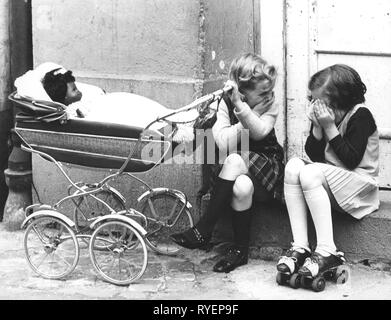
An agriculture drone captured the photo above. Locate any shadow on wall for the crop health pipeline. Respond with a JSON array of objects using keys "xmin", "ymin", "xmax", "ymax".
[{"xmin": 0, "ymin": 110, "xmax": 13, "ymax": 221}]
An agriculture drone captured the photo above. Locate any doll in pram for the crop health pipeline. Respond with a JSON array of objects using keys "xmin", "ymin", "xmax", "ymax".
[{"xmin": 11, "ymin": 63, "xmax": 231, "ymax": 285}]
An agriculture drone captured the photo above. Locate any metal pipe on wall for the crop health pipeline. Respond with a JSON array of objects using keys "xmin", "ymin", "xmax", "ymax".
[{"xmin": 2, "ymin": 0, "xmax": 33, "ymax": 229}]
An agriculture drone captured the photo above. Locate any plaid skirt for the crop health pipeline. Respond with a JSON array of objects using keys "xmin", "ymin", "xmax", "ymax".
[{"xmin": 205, "ymin": 151, "xmax": 285, "ymax": 203}]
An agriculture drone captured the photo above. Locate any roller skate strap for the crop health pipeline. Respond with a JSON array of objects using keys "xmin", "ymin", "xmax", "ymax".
[
  {"xmin": 302, "ymin": 258, "xmax": 319, "ymax": 278},
  {"xmin": 335, "ymin": 251, "xmax": 346, "ymax": 263},
  {"xmin": 277, "ymin": 256, "xmax": 296, "ymax": 274},
  {"xmin": 303, "ymin": 251, "xmax": 346, "ymax": 278}
]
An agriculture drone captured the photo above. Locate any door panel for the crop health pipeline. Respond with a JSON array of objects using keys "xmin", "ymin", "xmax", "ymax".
[
  {"xmin": 286, "ymin": 0, "xmax": 391, "ymax": 187},
  {"xmin": 316, "ymin": 0, "xmax": 391, "ymax": 53}
]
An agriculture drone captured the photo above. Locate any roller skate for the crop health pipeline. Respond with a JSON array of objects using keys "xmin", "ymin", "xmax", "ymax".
[
  {"xmin": 298, "ymin": 251, "xmax": 350, "ymax": 292},
  {"xmin": 276, "ymin": 247, "xmax": 311, "ymax": 289}
]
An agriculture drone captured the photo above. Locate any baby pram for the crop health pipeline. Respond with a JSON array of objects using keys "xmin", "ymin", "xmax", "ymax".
[{"xmin": 10, "ymin": 86, "xmax": 230, "ymax": 285}]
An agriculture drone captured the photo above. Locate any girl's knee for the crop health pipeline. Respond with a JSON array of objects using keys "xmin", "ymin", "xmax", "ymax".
[
  {"xmin": 284, "ymin": 158, "xmax": 305, "ymax": 184},
  {"xmin": 299, "ymin": 164, "xmax": 324, "ymax": 190},
  {"xmin": 232, "ymin": 175, "xmax": 254, "ymax": 201},
  {"xmin": 220, "ymin": 153, "xmax": 248, "ymax": 179},
  {"xmin": 223, "ymin": 153, "xmax": 246, "ymax": 168}
]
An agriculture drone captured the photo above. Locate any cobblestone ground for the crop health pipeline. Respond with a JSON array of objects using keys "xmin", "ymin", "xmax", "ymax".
[{"xmin": 0, "ymin": 223, "xmax": 391, "ymax": 300}]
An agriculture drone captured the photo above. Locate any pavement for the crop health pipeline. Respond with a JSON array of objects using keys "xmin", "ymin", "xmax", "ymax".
[{"xmin": 1, "ymin": 222, "xmax": 391, "ymax": 301}]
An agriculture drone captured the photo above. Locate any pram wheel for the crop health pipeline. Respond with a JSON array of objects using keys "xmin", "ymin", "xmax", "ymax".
[
  {"xmin": 73, "ymin": 189, "xmax": 125, "ymax": 233},
  {"xmin": 139, "ymin": 191, "xmax": 194, "ymax": 255},
  {"xmin": 24, "ymin": 216, "xmax": 79, "ymax": 279},
  {"xmin": 89, "ymin": 221, "xmax": 148, "ymax": 286}
]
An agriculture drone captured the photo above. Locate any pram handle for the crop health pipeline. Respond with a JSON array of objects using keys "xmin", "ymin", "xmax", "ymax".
[
  {"xmin": 157, "ymin": 84, "xmax": 232, "ymax": 123},
  {"xmin": 167, "ymin": 84, "xmax": 232, "ymax": 115},
  {"xmin": 143, "ymin": 84, "xmax": 233, "ymax": 132},
  {"xmin": 116, "ymin": 85, "xmax": 232, "ymax": 175}
]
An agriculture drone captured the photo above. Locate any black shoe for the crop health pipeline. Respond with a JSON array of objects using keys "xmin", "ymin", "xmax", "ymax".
[
  {"xmin": 298, "ymin": 251, "xmax": 345, "ymax": 277},
  {"xmin": 213, "ymin": 247, "xmax": 248, "ymax": 273},
  {"xmin": 169, "ymin": 227, "xmax": 209, "ymax": 249},
  {"xmin": 276, "ymin": 247, "xmax": 311, "ymax": 274}
]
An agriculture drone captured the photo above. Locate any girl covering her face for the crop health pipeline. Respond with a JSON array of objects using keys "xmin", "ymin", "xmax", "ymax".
[{"xmin": 277, "ymin": 64, "xmax": 379, "ymax": 284}]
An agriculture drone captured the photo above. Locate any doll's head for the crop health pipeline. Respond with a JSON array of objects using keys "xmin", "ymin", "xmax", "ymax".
[
  {"xmin": 42, "ymin": 68, "xmax": 82, "ymax": 105},
  {"xmin": 228, "ymin": 53, "xmax": 276, "ymax": 108},
  {"xmin": 308, "ymin": 64, "xmax": 366, "ymax": 111}
]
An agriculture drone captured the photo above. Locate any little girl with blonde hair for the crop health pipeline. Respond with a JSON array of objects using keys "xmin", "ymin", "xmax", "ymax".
[{"xmin": 171, "ymin": 53, "xmax": 285, "ymax": 273}]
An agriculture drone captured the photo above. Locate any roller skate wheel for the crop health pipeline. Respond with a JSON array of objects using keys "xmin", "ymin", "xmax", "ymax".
[
  {"xmin": 300, "ymin": 276, "xmax": 312, "ymax": 289},
  {"xmin": 336, "ymin": 265, "xmax": 350, "ymax": 284},
  {"xmin": 323, "ymin": 270, "xmax": 335, "ymax": 281},
  {"xmin": 311, "ymin": 277, "xmax": 326, "ymax": 292},
  {"xmin": 276, "ymin": 272, "xmax": 285, "ymax": 285},
  {"xmin": 288, "ymin": 273, "xmax": 301, "ymax": 289}
]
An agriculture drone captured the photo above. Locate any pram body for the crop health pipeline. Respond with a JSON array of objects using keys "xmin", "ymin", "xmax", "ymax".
[{"xmin": 10, "ymin": 92, "xmax": 176, "ymax": 173}]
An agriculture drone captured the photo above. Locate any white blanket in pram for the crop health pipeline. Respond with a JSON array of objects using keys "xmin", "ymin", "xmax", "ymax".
[{"xmin": 15, "ymin": 63, "xmax": 196, "ymax": 142}]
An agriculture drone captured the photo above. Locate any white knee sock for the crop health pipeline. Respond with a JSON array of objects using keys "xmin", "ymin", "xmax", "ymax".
[
  {"xmin": 284, "ymin": 183, "xmax": 310, "ymax": 252},
  {"xmin": 303, "ymin": 185, "xmax": 337, "ymax": 256}
]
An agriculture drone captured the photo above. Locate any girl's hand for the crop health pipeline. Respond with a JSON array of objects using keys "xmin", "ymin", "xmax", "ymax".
[
  {"xmin": 313, "ymin": 99, "xmax": 335, "ymax": 129},
  {"xmin": 306, "ymin": 100, "xmax": 321, "ymax": 127},
  {"xmin": 252, "ymin": 92, "xmax": 274, "ymax": 116},
  {"xmin": 224, "ymin": 80, "xmax": 244, "ymax": 107}
]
